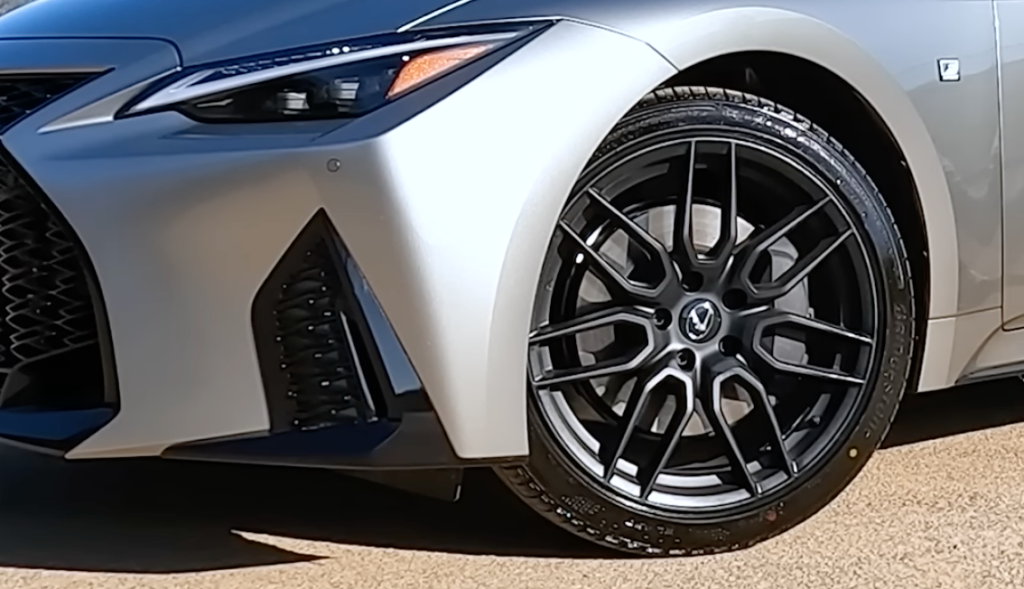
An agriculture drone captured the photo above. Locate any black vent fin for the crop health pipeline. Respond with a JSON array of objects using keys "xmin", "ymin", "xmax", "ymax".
[{"xmin": 0, "ymin": 74, "xmax": 98, "ymax": 133}]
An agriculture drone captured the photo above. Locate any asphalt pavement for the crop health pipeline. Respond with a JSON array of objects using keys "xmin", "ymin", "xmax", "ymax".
[{"xmin": 0, "ymin": 381, "xmax": 1019, "ymax": 588}]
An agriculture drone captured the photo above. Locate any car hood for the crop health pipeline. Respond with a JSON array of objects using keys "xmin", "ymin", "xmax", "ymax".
[{"xmin": 0, "ymin": 0, "xmax": 462, "ymax": 65}]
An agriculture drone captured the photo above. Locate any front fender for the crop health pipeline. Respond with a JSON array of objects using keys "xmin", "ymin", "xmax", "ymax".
[
  {"xmin": 315, "ymin": 20, "xmax": 677, "ymax": 459},
  {"xmin": 432, "ymin": 4, "xmax": 968, "ymax": 396}
]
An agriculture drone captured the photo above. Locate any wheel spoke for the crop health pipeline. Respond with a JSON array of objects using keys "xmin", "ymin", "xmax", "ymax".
[
  {"xmin": 673, "ymin": 141, "xmax": 702, "ymax": 269},
  {"xmin": 730, "ymin": 359, "xmax": 797, "ymax": 476},
  {"xmin": 752, "ymin": 310, "xmax": 874, "ymax": 346},
  {"xmin": 529, "ymin": 306, "xmax": 653, "ymax": 345},
  {"xmin": 585, "ymin": 188, "xmax": 675, "ymax": 286},
  {"xmin": 736, "ymin": 198, "xmax": 832, "ymax": 295},
  {"xmin": 534, "ymin": 357, "xmax": 650, "ymax": 388},
  {"xmin": 599, "ymin": 368, "xmax": 661, "ymax": 481},
  {"xmin": 636, "ymin": 366, "xmax": 695, "ymax": 498},
  {"xmin": 747, "ymin": 229, "xmax": 853, "ymax": 301},
  {"xmin": 530, "ymin": 306, "xmax": 656, "ymax": 388},
  {"xmin": 707, "ymin": 361, "xmax": 760, "ymax": 496},
  {"xmin": 703, "ymin": 142, "xmax": 739, "ymax": 267},
  {"xmin": 764, "ymin": 358, "xmax": 864, "ymax": 384},
  {"xmin": 671, "ymin": 141, "xmax": 741, "ymax": 275},
  {"xmin": 750, "ymin": 339, "xmax": 866, "ymax": 385},
  {"xmin": 557, "ymin": 221, "xmax": 664, "ymax": 301},
  {"xmin": 738, "ymin": 199, "xmax": 829, "ymax": 262}
]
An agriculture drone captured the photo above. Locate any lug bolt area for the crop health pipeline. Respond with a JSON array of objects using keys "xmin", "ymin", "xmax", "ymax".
[
  {"xmin": 678, "ymin": 348, "xmax": 697, "ymax": 370},
  {"xmin": 719, "ymin": 335, "xmax": 742, "ymax": 356},
  {"xmin": 653, "ymin": 308, "xmax": 672, "ymax": 330},
  {"xmin": 722, "ymin": 289, "xmax": 748, "ymax": 310},
  {"xmin": 681, "ymin": 272, "xmax": 704, "ymax": 292}
]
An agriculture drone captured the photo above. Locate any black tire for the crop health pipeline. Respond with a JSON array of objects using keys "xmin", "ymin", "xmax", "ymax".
[{"xmin": 495, "ymin": 86, "xmax": 917, "ymax": 556}]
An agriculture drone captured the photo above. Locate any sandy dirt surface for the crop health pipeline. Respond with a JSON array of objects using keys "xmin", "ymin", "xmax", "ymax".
[{"xmin": 0, "ymin": 383, "xmax": 1017, "ymax": 589}]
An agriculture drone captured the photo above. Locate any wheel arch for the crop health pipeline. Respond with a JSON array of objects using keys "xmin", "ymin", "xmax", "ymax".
[
  {"xmin": 657, "ymin": 52, "xmax": 929, "ymax": 322},
  {"xmin": 484, "ymin": 14, "xmax": 955, "ymax": 460},
  {"xmin": 633, "ymin": 7, "xmax": 958, "ymax": 391},
  {"xmin": 642, "ymin": 7, "xmax": 954, "ymax": 317}
]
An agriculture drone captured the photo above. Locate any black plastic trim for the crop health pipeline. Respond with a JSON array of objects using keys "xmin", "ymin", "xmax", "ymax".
[
  {"xmin": 163, "ymin": 410, "xmax": 525, "ymax": 470},
  {"xmin": 956, "ymin": 361, "xmax": 1024, "ymax": 387},
  {"xmin": 163, "ymin": 209, "xmax": 529, "ymax": 474},
  {"xmin": 250, "ymin": 209, "xmax": 414, "ymax": 431},
  {"xmin": 0, "ymin": 72, "xmax": 105, "ymax": 135}
]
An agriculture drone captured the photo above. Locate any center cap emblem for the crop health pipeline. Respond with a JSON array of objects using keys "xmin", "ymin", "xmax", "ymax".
[{"xmin": 681, "ymin": 299, "xmax": 721, "ymax": 343}]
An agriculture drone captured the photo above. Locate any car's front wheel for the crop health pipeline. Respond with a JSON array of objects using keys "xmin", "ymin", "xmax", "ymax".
[{"xmin": 496, "ymin": 86, "xmax": 917, "ymax": 556}]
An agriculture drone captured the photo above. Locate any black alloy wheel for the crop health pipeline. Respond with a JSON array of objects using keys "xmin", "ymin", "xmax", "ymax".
[{"xmin": 497, "ymin": 87, "xmax": 917, "ymax": 556}]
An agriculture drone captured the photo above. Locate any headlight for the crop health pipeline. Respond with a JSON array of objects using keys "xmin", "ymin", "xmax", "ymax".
[{"xmin": 124, "ymin": 23, "xmax": 549, "ymax": 123}]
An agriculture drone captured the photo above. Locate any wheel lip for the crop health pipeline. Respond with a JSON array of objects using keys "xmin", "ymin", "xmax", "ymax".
[{"xmin": 528, "ymin": 120, "xmax": 889, "ymax": 524}]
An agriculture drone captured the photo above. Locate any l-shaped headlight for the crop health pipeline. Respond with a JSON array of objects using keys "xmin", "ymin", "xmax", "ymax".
[{"xmin": 124, "ymin": 22, "xmax": 549, "ymax": 123}]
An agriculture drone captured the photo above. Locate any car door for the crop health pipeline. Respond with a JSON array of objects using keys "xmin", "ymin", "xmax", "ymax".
[{"xmin": 997, "ymin": 0, "xmax": 1024, "ymax": 327}]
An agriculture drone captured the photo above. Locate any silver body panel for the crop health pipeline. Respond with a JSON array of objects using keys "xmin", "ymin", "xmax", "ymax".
[
  {"xmin": 0, "ymin": 0, "xmax": 1017, "ymax": 460},
  {"xmin": 998, "ymin": 1, "xmax": 1024, "ymax": 326}
]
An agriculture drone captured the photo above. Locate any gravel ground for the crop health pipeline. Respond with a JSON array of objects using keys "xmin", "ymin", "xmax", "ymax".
[{"xmin": 0, "ymin": 382, "xmax": 1017, "ymax": 589}]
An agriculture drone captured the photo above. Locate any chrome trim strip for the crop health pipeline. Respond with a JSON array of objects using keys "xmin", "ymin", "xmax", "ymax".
[
  {"xmin": 39, "ymin": 70, "xmax": 179, "ymax": 133},
  {"xmin": 397, "ymin": 0, "xmax": 480, "ymax": 33}
]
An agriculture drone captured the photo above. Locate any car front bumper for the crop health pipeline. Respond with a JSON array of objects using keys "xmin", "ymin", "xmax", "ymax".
[{"xmin": 0, "ymin": 20, "xmax": 676, "ymax": 463}]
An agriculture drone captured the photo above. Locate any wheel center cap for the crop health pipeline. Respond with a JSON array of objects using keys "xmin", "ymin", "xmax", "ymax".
[{"xmin": 680, "ymin": 299, "xmax": 722, "ymax": 343}]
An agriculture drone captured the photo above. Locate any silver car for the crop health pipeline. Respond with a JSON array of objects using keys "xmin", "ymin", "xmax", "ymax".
[{"xmin": 0, "ymin": 0, "xmax": 1013, "ymax": 556}]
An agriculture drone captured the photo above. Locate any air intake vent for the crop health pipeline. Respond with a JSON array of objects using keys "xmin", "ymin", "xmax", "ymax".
[
  {"xmin": 252, "ymin": 213, "xmax": 383, "ymax": 432},
  {"xmin": 0, "ymin": 146, "xmax": 113, "ymax": 446},
  {"xmin": 0, "ymin": 74, "xmax": 97, "ymax": 133},
  {"xmin": 274, "ymin": 238, "xmax": 371, "ymax": 430}
]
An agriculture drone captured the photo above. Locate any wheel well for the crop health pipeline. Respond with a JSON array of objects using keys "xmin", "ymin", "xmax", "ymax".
[{"xmin": 661, "ymin": 51, "xmax": 930, "ymax": 363}]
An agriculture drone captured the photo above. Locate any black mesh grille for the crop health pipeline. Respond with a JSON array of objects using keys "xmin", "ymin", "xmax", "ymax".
[
  {"xmin": 0, "ymin": 156, "xmax": 99, "ymax": 368},
  {"xmin": 0, "ymin": 74, "xmax": 96, "ymax": 132},
  {"xmin": 272, "ymin": 238, "xmax": 371, "ymax": 431}
]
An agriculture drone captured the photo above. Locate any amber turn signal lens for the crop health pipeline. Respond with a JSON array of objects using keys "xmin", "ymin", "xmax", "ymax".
[{"xmin": 386, "ymin": 43, "xmax": 493, "ymax": 99}]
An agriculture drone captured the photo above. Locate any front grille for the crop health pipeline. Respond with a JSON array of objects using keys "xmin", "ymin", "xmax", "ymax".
[
  {"xmin": 0, "ymin": 74, "xmax": 97, "ymax": 133},
  {"xmin": 0, "ymin": 147, "xmax": 109, "ymax": 419},
  {"xmin": 0, "ymin": 149, "xmax": 104, "ymax": 402},
  {"xmin": 270, "ymin": 237, "xmax": 372, "ymax": 431}
]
